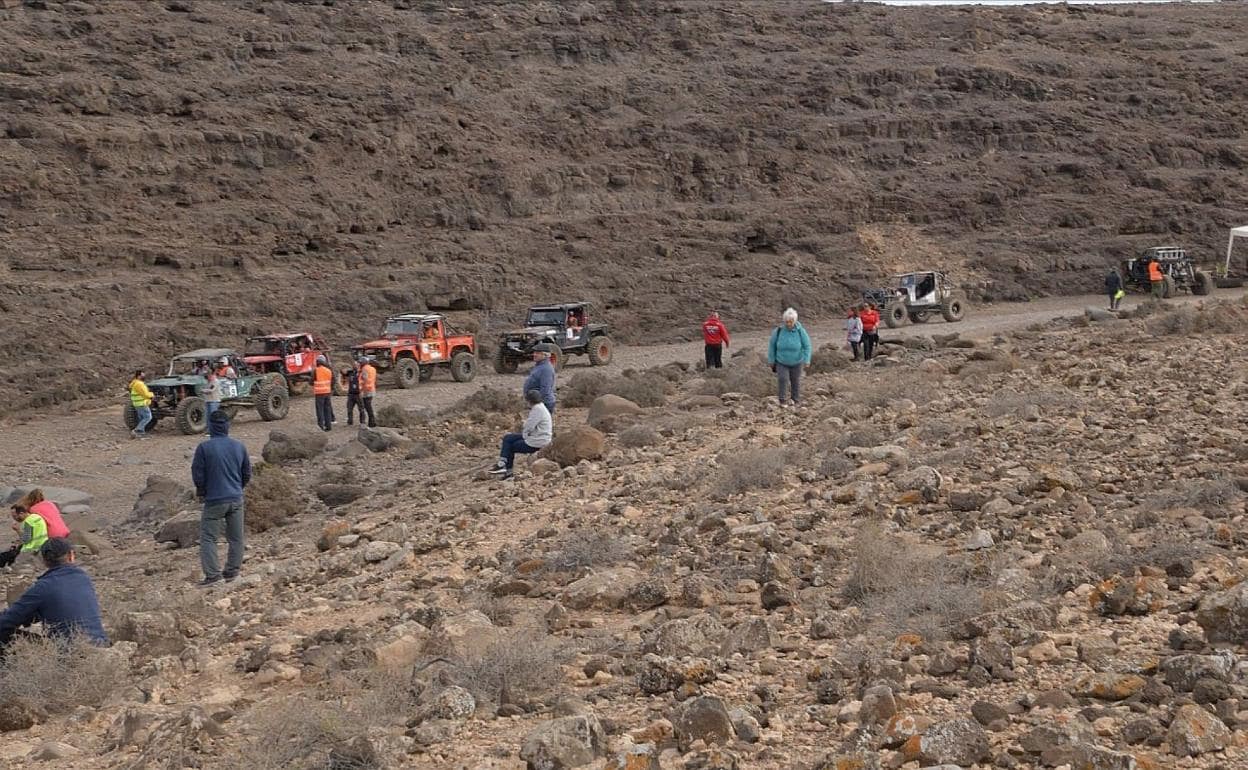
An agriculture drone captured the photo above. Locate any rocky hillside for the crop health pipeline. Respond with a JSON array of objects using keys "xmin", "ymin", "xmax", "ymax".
[
  {"xmin": 0, "ymin": 0, "xmax": 1246, "ymax": 416},
  {"xmin": 1, "ymin": 296, "xmax": 1246, "ymax": 768}
]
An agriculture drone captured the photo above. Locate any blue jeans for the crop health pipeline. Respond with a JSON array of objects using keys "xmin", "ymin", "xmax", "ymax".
[
  {"xmin": 776, "ymin": 363, "xmax": 802, "ymax": 405},
  {"xmin": 499, "ymin": 433, "xmax": 539, "ymax": 469},
  {"xmin": 201, "ymin": 499, "xmax": 245, "ymax": 580},
  {"xmin": 205, "ymin": 401, "xmax": 220, "ymax": 417},
  {"xmin": 133, "ymin": 405, "xmax": 153, "ymax": 434}
]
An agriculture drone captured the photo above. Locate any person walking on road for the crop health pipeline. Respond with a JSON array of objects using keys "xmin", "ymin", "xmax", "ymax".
[
  {"xmin": 488, "ymin": 389, "xmax": 553, "ymax": 480},
  {"xmin": 846, "ymin": 308, "xmax": 863, "ymax": 361},
  {"xmin": 768, "ymin": 308, "xmax": 812, "ymax": 408},
  {"xmin": 701, "ymin": 310, "xmax": 731, "ymax": 369},
  {"xmin": 313, "ymin": 355, "xmax": 335, "ymax": 432},
  {"xmin": 191, "ymin": 410, "xmax": 251, "ymax": 586},
  {"xmin": 860, "ymin": 303, "xmax": 880, "ymax": 361},
  {"xmin": 0, "ymin": 539, "xmax": 108, "ymax": 650},
  {"xmin": 128, "ymin": 370, "xmax": 154, "ymax": 439},
  {"xmin": 1105, "ymin": 268, "xmax": 1124, "ymax": 310},
  {"xmin": 523, "ymin": 345, "xmax": 557, "ymax": 416},
  {"xmin": 1148, "ymin": 258, "xmax": 1165, "ymax": 300},
  {"xmin": 357, "ymin": 356, "xmax": 377, "ymax": 428}
]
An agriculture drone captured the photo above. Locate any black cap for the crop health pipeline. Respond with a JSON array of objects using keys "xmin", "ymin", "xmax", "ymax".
[{"xmin": 40, "ymin": 537, "xmax": 74, "ymax": 563}]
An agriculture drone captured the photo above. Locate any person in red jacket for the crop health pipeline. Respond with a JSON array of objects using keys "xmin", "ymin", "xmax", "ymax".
[
  {"xmin": 701, "ymin": 311, "xmax": 731, "ymax": 369},
  {"xmin": 859, "ymin": 303, "xmax": 880, "ymax": 361}
]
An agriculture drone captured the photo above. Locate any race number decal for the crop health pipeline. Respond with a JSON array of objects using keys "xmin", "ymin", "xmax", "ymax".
[{"xmin": 221, "ymin": 381, "xmax": 238, "ymax": 398}]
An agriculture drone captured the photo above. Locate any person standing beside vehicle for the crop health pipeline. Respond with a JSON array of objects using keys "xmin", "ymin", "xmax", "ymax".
[
  {"xmin": 313, "ymin": 355, "xmax": 335, "ymax": 432},
  {"xmin": 768, "ymin": 308, "xmax": 812, "ymax": 407},
  {"xmin": 342, "ymin": 364, "xmax": 363, "ymax": 426},
  {"xmin": 358, "ymin": 356, "xmax": 378, "ymax": 428},
  {"xmin": 701, "ymin": 310, "xmax": 730, "ymax": 369},
  {"xmin": 860, "ymin": 303, "xmax": 880, "ymax": 361},
  {"xmin": 202, "ymin": 370, "xmax": 221, "ymax": 418},
  {"xmin": 191, "ymin": 411, "xmax": 251, "ymax": 586},
  {"xmin": 523, "ymin": 346, "xmax": 557, "ymax": 415},
  {"xmin": 1105, "ymin": 268, "xmax": 1124, "ymax": 311},
  {"xmin": 1148, "ymin": 258, "xmax": 1165, "ymax": 299},
  {"xmin": 128, "ymin": 370, "xmax": 154, "ymax": 439},
  {"xmin": 846, "ymin": 308, "xmax": 863, "ymax": 361}
]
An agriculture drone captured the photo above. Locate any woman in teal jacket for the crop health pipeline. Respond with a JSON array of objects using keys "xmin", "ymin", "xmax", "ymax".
[{"xmin": 767, "ymin": 307, "xmax": 812, "ymax": 406}]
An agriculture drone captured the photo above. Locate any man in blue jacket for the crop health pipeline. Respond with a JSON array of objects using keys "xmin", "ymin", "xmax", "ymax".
[
  {"xmin": 191, "ymin": 410, "xmax": 251, "ymax": 586},
  {"xmin": 0, "ymin": 538, "xmax": 108, "ymax": 649},
  {"xmin": 767, "ymin": 307, "xmax": 813, "ymax": 407},
  {"xmin": 523, "ymin": 344, "xmax": 557, "ymax": 415}
]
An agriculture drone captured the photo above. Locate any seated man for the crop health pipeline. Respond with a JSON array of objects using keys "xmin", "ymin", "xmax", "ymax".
[
  {"xmin": 0, "ymin": 538, "xmax": 108, "ymax": 649},
  {"xmin": 423, "ymin": 323, "xmax": 441, "ymax": 340}
]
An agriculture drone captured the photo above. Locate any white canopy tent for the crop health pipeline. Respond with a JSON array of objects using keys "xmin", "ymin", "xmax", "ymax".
[{"xmin": 1227, "ymin": 225, "xmax": 1248, "ymax": 275}]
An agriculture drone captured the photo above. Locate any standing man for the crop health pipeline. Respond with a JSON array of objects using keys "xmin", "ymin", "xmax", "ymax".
[
  {"xmin": 860, "ymin": 303, "xmax": 880, "ymax": 361},
  {"xmin": 1147, "ymin": 258, "xmax": 1165, "ymax": 299},
  {"xmin": 313, "ymin": 355, "xmax": 335, "ymax": 432},
  {"xmin": 523, "ymin": 345, "xmax": 557, "ymax": 416},
  {"xmin": 191, "ymin": 411, "xmax": 251, "ymax": 586},
  {"xmin": 342, "ymin": 364, "xmax": 363, "ymax": 426},
  {"xmin": 0, "ymin": 539, "xmax": 108, "ymax": 650},
  {"xmin": 202, "ymin": 370, "xmax": 221, "ymax": 418},
  {"xmin": 357, "ymin": 355, "xmax": 378, "ymax": 428},
  {"xmin": 1105, "ymin": 268, "xmax": 1124, "ymax": 311},
  {"xmin": 128, "ymin": 369, "xmax": 154, "ymax": 439},
  {"xmin": 701, "ymin": 310, "xmax": 731, "ymax": 369}
]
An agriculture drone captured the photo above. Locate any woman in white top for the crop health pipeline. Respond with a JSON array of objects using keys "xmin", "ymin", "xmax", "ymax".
[{"xmin": 489, "ymin": 389, "xmax": 552, "ymax": 479}]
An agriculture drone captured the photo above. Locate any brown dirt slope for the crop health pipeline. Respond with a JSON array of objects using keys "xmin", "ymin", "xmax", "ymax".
[{"xmin": 1, "ymin": 0, "xmax": 1246, "ymax": 416}]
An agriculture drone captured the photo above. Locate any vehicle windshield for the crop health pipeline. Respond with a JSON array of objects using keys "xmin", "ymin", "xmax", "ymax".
[
  {"xmin": 168, "ymin": 357, "xmax": 215, "ymax": 377},
  {"xmin": 244, "ymin": 338, "xmax": 283, "ymax": 356},
  {"xmin": 526, "ymin": 309, "xmax": 567, "ymax": 327},
  {"xmin": 383, "ymin": 319, "xmax": 425, "ymax": 336}
]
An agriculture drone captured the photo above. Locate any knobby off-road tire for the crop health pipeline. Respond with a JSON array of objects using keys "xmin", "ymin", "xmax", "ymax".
[
  {"xmin": 941, "ymin": 295, "xmax": 966, "ymax": 323},
  {"xmin": 1193, "ymin": 271, "xmax": 1213, "ymax": 296},
  {"xmin": 287, "ymin": 379, "xmax": 309, "ymax": 397},
  {"xmin": 1162, "ymin": 275, "xmax": 1176, "ymax": 299},
  {"xmin": 175, "ymin": 397, "xmax": 208, "ymax": 435},
  {"xmin": 587, "ymin": 335, "xmax": 613, "ymax": 366},
  {"xmin": 908, "ymin": 311, "xmax": 930, "ymax": 324},
  {"xmin": 331, "ymin": 374, "xmax": 346, "ymax": 396},
  {"xmin": 261, "ymin": 372, "xmax": 286, "ymax": 391},
  {"xmin": 255, "ymin": 382, "xmax": 290, "ymax": 421},
  {"xmin": 493, "ymin": 347, "xmax": 519, "ymax": 374},
  {"xmin": 884, "ymin": 302, "xmax": 907, "ymax": 329},
  {"xmin": 450, "ymin": 352, "xmax": 477, "ymax": 383},
  {"xmin": 395, "ymin": 358, "xmax": 419, "ymax": 389},
  {"xmin": 123, "ymin": 405, "xmax": 139, "ymax": 430},
  {"xmin": 418, "ymin": 364, "xmax": 434, "ymax": 383}
]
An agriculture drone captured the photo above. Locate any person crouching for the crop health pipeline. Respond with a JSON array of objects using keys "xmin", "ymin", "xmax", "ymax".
[{"xmin": 489, "ymin": 389, "xmax": 552, "ymax": 480}]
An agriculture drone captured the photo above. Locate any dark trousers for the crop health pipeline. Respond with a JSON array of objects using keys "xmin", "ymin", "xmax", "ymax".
[
  {"xmin": 850, "ymin": 341, "xmax": 861, "ymax": 360},
  {"xmin": 201, "ymin": 500, "xmax": 245, "ymax": 580},
  {"xmin": 704, "ymin": 344, "xmax": 723, "ymax": 369},
  {"xmin": 776, "ymin": 363, "xmax": 802, "ymax": 404},
  {"xmin": 863, "ymin": 332, "xmax": 878, "ymax": 360},
  {"xmin": 499, "ymin": 433, "xmax": 539, "ymax": 469},
  {"xmin": 315, "ymin": 395, "xmax": 334, "ymax": 431},
  {"xmin": 345, "ymin": 393, "xmax": 376, "ymax": 427}
]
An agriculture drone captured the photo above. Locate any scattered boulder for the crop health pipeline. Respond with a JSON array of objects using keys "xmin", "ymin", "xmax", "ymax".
[
  {"xmin": 903, "ymin": 718, "xmax": 991, "ymax": 767},
  {"xmin": 519, "ymin": 714, "xmax": 606, "ymax": 770},
  {"xmin": 113, "ymin": 612, "xmax": 184, "ymax": 656},
  {"xmin": 587, "ymin": 394, "xmax": 642, "ymax": 432},
  {"xmin": 260, "ymin": 430, "xmax": 328, "ymax": 464},
  {"xmin": 357, "ymin": 426, "xmax": 413, "ymax": 453},
  {"xmin": 1167, "ymin": 704, "xmax": 1230, "ymax": 757},
  {"xmin": 540, "ymin": 425, "xmax": 605, "ymax": 467},
  {"xmin": 131, "ymin": 476, "xmax": 195, "ymax": 524},
  {"xmin": 672, "ymin": 696, "xmax": 734, "ymax": 749},
  {"xmin": 560, "ymin": 568, "xmax": 642, "ymax": 611},
  {"xmin": 315, "ymin": 483, "xmax": 367, "ymax": 508},
  {"xmin": 154, "ymin": 510, "xmax": 200, "ymax": 549},
  {"xmin": 1195, "ymin": 581, "xmax": 1248, "ymax": 643}
]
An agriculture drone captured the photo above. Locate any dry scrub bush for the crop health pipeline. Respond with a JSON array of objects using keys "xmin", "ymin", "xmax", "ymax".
[
  {"xmin": 0, "ymin": 635, "xmax": 126, "ymax": 716},
  {"xmin": 619, "ymin": 423, "xmax": 661, "ymax": 448},
  {"xmin": 448, "ymin": 626, "xmax": 568, "ymax": 708},
  {"xmin": 244, "ymin": 464, "xmax": 304, "ymax": 533},
  {"xmin": 374, "ymin": 402, "xmax": 414, "ymax": 428},
  {"xmin": 1143, "ymin": 479, "xmax": 1242, "ymax": 514},
  {"xmin": 563, "ymin": 370, "xmax": 668, "ymax": 408},
  {"xmin": 562, "ymin": 371, "xmax": 610, "ymax": 408},
  {"xmin": 1146, "ymin": 297, "xmax": 1248, "ymax": 336},
  {"xmin": 451, "ymin": 429, "xmax": 485, "ymax": 448},
  {"xmin": 985, "ymin": 388, "xmax": 1081, "ymax": 418},
  {"xmin": 541, "ymin": 530, "xmax": 634, "ymax": 572},
  {"xmin": 809, "ymin": 343, "xmax": 848, "ymax": 374},
  {"xmin": 853, "ymin": 377, "xmax": 940, "ymax": 409},
  {"xmin": 819, "ymin": 454, "xmax": 855, "ymax": 480},
  {"xmin": 455, "ymin": 386, "xmax": 523, "ymax": 415},
  {"xmin": 716, "ymin": 447, "xmax": 791, "ymax": 495},
  {"xmin": 844, "ymin": 521, "xmax": 1003, "ymax": 640},
  {"xmin": 239, "ymin": 697, "xmax": 366, "ymax": 770}
]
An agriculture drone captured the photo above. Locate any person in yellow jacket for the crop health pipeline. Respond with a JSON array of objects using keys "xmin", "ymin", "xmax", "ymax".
[
  {"xmin": 0, "ymin": 504, "xmax": 49, "ymax": 569},
  {"xmin": 129, "ymin": 369, "xmax": 154, "ymax": 439}
]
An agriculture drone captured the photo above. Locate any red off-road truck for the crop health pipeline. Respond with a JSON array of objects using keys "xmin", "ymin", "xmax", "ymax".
[
  {"xmin": 352, "ymin": 313, "xmax": 478, "ymax": 388},
  {"xmin": 243, "ymin": 333, "xmax": 340, "ymax": 395}
]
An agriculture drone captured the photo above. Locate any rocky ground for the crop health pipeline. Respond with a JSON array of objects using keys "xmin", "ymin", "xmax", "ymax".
[
  {"xmin": 2, "ymin": 0, "xmax": 1248, "ymax": 417},
  {"xmin": 0, "ymin": 295, "xmax": 1246, "ymax": 769}
]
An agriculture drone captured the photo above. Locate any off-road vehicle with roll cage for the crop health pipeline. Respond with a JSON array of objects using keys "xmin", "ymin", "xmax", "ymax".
[{"xmin": 493, "ymin": 302, "xmax": 614, "ymax": 373}]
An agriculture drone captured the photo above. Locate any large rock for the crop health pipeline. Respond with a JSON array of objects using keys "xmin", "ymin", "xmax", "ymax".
[
  {"xmin": 154, "ymin": 510, "xmax": 200, "ymax": 549},
  {"xmin": 260, "ymin": 430, "xmax": 328, "ymax": 464},
  {"xmin": 540, "ymin": 425, "xmax": 605, "ymax": 467},
  {"xmin": 519, "ymin": 714, "xmax": 606, "ymax": 770},
  {"xmin": 1161, "ymin": 652, "xmax": 1235, "ymax": 692},
  {"xmin": 1195, "ymin": 581, "xmax": 1248, "ymax": 643},
  {"xmin": 357, "ymin": 426, "xmax": 413, "ymax": 453},
  {"xmin": 560, "ymin": 568, "xmax": 642, "ymax": 611},
  {"xmin": 131, "ymin": 476, "xmax": 195, "ymax": 524},
  {"xmin": 587, "ymin": 394, "xmax": 642, "ymax": 432},
  {"xmin": 646, "ymin": 614, "xmax": 727, "ymax": 658},
  {"xmin": 1167, "ymin": 704, "xmax": 1230, "ymax": 757},
  {"xmin": 315, "ymin": 484, "xmax": 368, "ymax": 508},
  {"xmin": 113, "ymin": 611, "xmax": 184, "ymax": 656},
  {"xmin": 903, "ymin": 718, "xmax": 991, "ymax": 767},
  {"xmin": 2, "ymin": 485, "xmax": 92, "ymax": 508},
  {"xmin": 672, "ymin": 696, "xmax": 734, "ymax": 749}
]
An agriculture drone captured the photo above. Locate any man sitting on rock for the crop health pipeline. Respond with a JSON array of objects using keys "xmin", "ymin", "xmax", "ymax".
[
  {"xmin": 488, "ymin": 389, "xmax": 552, "ymax": 480},
  {"xmin": 0, "ymin": 538, "xmax": 108, "ymax": 651}
]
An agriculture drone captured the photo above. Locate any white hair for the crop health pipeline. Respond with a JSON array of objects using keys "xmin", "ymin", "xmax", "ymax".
[{"xmin": 782, "ymin": 307, "xmax": 798, "ymax": 323}]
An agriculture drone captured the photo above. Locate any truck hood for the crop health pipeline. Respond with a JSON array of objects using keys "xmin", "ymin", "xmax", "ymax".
[
  {"xmin": 506, "ymin": 326, "xmax": 560, "ymax": 336},
  {"xmin": 357, "ymin": 338, "xmax": 405, "ymax": 349},
  {"xmin": 243, "ymin": 354, "xmax": 282, "ymax": 364},
  {"xmin": 148, "ymin": 375, "xmax": 203, "ymax": 390}
]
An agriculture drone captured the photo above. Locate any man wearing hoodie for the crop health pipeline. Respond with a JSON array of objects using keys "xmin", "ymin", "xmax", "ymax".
[
  {"xmin": 767, "ymin": 307, "xmax": 812, "ymax": 407},
  {"xmin": 191, "ymin": 411, "xmax": 251, "ymax": 586},
  {"xmin": 701, "ymin": 310, "xmax": 731, "ymax": 369}
]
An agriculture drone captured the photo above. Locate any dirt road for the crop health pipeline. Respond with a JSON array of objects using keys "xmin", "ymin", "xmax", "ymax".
[{"xmin": 1, "ymin": 289, "xmax": 1240, "ymax": 523}]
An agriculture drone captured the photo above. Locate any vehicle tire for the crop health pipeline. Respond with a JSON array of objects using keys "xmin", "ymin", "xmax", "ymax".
[
  {"xmin": 940, "ymin": 296, "xmax": 966, "ymax": 323},
  {"xmin": 884, "ymin": 302, "xmax": 907, "ymax": 329},
  {"xmin": 550, "ymin": 347, "xmax": 566, "ymax": 372},
  {"xmin": 1162, "ymin": 275, "xmax": 1176, "ymax": 299},
  {"xmin": 908, "ymin": 311, "xmax": 930, "ymax": 324},
  {"xmin": 1193, "ymin": 270, "xmax": 1213, "ymax": 296},
  {"xmin": 1216, "ymin": 277, "xmax": 1244, "ymax": 289},
  {"xmin": 123, "ymin": 405, "xmax": 139, "ymax": 430},
  {"xmin": 261, "ymin": 372, "xmax": 286, "ymax": 391},
  {"xmin": 287, "ymin": 379, "xmax": 309, "ymax": 397},
  {"xmin": 331, "ymin": 375, "xmax": 346, "ymax": 396},
  {"xmin": 255, "ymin": 382, "xmax": 290, "ymax": 421},
  {"xmin": 395, "ymin": 358, "xmax": 419, "ymax": 389},
  {"xmin": 450, "ymin": 352, "xmax": 477, "ymax": 383},
  {"xmin": 493, "ymin": 347, "xmax": 518, "ymax": 375},
  {"xmin": 175, "ymin": 397, "xmax": 208, "ymax": 435},
  {"xmin": 418, "ymin": 364, "xmax": 434, "ymax": 383},
  {"xmin": 587, "ymin": 335, "xmax": 613, "ymax": 366}
]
